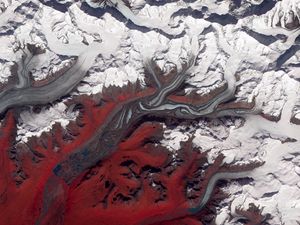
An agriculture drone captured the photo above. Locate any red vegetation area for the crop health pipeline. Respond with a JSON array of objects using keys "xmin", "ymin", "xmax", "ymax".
[
  {"xmin": 0, "ymin": 97, "xmax": 116, "ymax": 224},
  {"xmin": 0, "ymin": 88, "xmax": 207, "ymax": 225},
  {"xmin": 64, "ymin": 122, "xmax": 199, "ymax": 225},
  {"xmin": 0, "ymin": 89, "xmax": 265, "ymax": 225}
]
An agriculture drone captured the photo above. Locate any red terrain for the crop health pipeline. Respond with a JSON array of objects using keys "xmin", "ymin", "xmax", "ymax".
[{"xmin": 0, "ymin": 89, "xmax": 266, "ymax": 225}]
